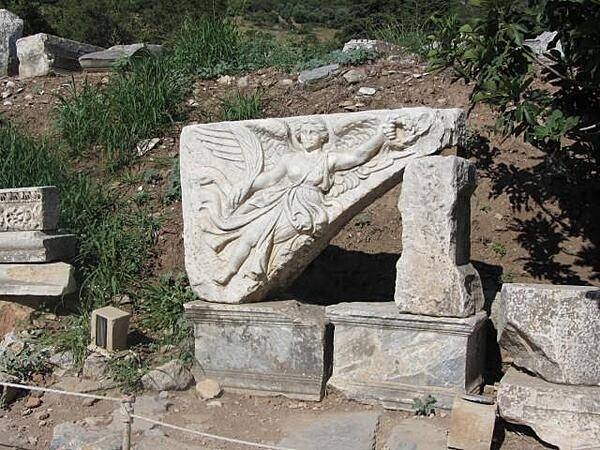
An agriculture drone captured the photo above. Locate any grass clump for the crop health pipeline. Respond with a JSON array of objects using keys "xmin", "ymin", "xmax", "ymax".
[
  {"xmin": 56, "ymin": 54, "xmax": 187, "ymax": 171},
  {"xmin": 137, "ymin": 272, "xmax": 196, "ymax": 347},
  {"xmin": 219, "ymin": 90, "xmax": 263, "ymax": 121}
]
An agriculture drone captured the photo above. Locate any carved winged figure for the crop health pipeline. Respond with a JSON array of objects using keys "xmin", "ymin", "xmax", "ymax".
[{"xmin": 186, "ymin": 113, "xmax": 432, "ymax": 287}]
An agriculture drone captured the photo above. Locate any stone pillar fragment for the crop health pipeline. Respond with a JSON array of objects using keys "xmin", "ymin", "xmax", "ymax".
[
  {"xmin": 0, "ymin": 9, "xmax": 23, "ymax": 76},
  {"xmin": 16, "ymin": 33, "xmax": 103, "ymax": 78},
  {"xmin": 395, "ymin": 155, "xmax": 484, "ymax": 317},
  {"xmin": 499, "ymin": 283, "xmax": 600, "ymax": 386}
]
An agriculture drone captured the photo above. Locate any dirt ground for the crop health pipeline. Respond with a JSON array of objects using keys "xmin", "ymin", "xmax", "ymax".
[{"xmin": 0, "ymin": 54, "xmax": 595, "ymax": 449}]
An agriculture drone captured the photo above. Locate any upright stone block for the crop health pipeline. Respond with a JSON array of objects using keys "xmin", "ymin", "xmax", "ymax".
[
  {"xmin": 499, "ymin": 283, "xmax": 600, "ymax": 386},
  {"xmin": 0, "ymin": 9, "xmax": 23, "ymax": 76},
  {"xmin": 181, "ymin": 108, "xmax": 464, "ymax": 304},
  {"xmin": 16, "ymin": 33, "xmax": 103, "ymax": 78},
  {"xmin": 395, "ymin": 156, "xmax": 484, "ymax": 317},
  {"xmin": 0, "ymin": 231, "xmax": 77, "ymax": 263},
  {"xmin": 498, "ymin": 368, "xmax": 600, "ymax": 449},
  {"xmin": 184, "ymin": 300, "xmax": 331, "ymax": 401},
  {"xmin": 326, "ymin": 302, "xmax": 486, "ymax": 410},
  {"xmin": 0, "ymin": 186, "xmax": 60, "ymax": 232}
]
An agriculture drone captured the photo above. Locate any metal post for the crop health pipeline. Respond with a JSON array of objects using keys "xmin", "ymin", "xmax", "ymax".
[{"xmin": 121, "ymin": 394, "xmax": 135, "ymax": 450}]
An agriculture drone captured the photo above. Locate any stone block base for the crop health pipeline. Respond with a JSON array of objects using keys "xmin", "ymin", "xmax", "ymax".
[
  {"xmin": 326, "ymin": 302, "xmax": 486, "ymax": 410},
  {"xmin": 498, "ymin": 368, "xmax": 600, "ymax": 449},
  {"xmin": 184, "ymin": 300, "xmax": 331, "ymax": 401},
  {"xmin": 0, "ymin": 262, "xmax": 76, "ymax": 298},
  {"xmin": 0, "ymin": 231, "xmax": 77, "ymax": 263}
]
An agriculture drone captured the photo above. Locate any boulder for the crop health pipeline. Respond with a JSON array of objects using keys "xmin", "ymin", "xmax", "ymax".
[
  {"xmin": 79, "ymin": 43, "xmax": 164, "ymax": 71},
  {"xmin": 141, "ymin": 360, "xmax": 193, "ymax": 391},
  {"xmin": 499, "ymin": 283, "xmax": 600, "ymax": 385},
  {"xmin": 343, "ymin": 68, "xmax": 367, "ymax": 84},
  {"xmin": 0, "ymin": 9, "xmax": 23, "ymax": 76},
  {"xmin": 342, "ymin": 39, "xmax": 393, "ymax": 55},
  {"xmin": 298, "ymin": 63, "xmax": 340, "ymax": 84},
  {"xmin": 16, "ymin": 33, "xmax": 103, "ymax": 78},
  {"xmin": 180, "ymin": 108, "xmax": 464, "ymax": 304},
  {"xmin": 395, "ymin": 156, "xmax": 484, "ymax": 317},
  {"xmin": 498, "ymin": 368, "xmax": 600, "ymax": 449}
]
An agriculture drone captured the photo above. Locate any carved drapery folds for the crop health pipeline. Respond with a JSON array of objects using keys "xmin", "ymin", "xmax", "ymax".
[{"xmin": 181, "ymin": 108, "xmax": 465, "ymax": 303}]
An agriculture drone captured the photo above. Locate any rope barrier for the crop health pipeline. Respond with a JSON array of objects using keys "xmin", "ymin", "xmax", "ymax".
[{"xmin": 0, "ymin": 381, "xmax": 297, "ymax": 450}]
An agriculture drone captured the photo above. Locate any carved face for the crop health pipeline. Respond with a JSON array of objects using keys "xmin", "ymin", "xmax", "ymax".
[{"xmin": 299, "ymin": 122, "xmax": 329, "ymax": 152}]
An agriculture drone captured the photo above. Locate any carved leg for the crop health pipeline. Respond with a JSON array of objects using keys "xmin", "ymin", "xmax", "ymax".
[{"xmin": 214, "ymin": 239, "xmax": 254, "ymax": 285}]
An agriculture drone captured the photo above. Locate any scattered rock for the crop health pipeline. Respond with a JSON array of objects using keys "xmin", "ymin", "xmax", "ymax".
[
  {"xmin": 50, "ymin": 422, "xmax": 121, "ymax": 450},
  {"xmin": 136, "ymin": 137, "xmax": 161, "ymax": 157},
  {"xmin": 298, "ymin": 64, "xmax": 340, "ymax": 84},
  {"xmin": 280, "ymin": 412, "xmax": 380, "ymax": 450},
  {"xmin": 112, "ymin": 294, "xmax": 132, "ymax": 306},
  {"xmin": 217, "ymin": 75, "xmax": 235, "ymax": 85},
  {"xmin": 109, "ymin": 394, "xmax": 171, "ymax": 433},
  {"xmin": 141, "ymin": 360, "xmax": 194, "ymax": 391},
  {"xmin": 195, "ymin": 378, "xmax": 222, "ymax": 400},
  {"xmin": 384, "ymin": 418, "xmax": 447, "ymax": 450},
  {"xmin": 236, "ymin": 76, "xmax": 249, "ymax": 89},
  {"xmin": 82, "ymin": 397, "xmax": 98, "ymax": 407},
  {"xmin": 49, "ymin": 351, "xmax": 75, "ymax": 371},
  {"xmin": 83, "ymin": 353, "xmax": 109, "ymax": 381},
  {"xmin": 0, "ymin": 371, "xmax": 19, "ymax": 404},
  {"xmin": 1, "ymin": 90, "xmax": 11, "ymax": 99},
  {"xmin": 342, "ymin": 39, "xmax": 392, "ymax": 55},
  {"xmin": 36, "ymin": 412, "xmax": 50, "ymax": 420},
  {"xmin": 24, "ymin": 396, "xmax": 42, "ymax": 409},
  {"xmin": 279, "ymin": 78, "xmax": 294, "ymax": 86},
  {"xmin": 206, "ymin": 400, "xmax": 222, "ymax": 408},
  {"xmin": 343, "ymin": 68, "xmax": 367, "ymax": 84},
  {"xmin": 357, "ymin": 86, "xmax": 376, "ymax": 96}
]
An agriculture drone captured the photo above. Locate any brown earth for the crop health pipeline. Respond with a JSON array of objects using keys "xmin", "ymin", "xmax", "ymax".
[{"xmin": 1, "ymin": 54, "xmax": 596, "ymax": 449}]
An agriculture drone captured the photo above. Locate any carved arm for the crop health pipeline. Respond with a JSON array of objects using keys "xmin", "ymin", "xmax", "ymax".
[{"xmin": 330, "ymin": 131, "xmax": 386, "ymax": 172}]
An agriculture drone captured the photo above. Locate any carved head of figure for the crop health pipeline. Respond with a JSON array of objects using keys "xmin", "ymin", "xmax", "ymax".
[{"xmin": 297, "ymin": 120, "xmax": 329, "ymax": 153}]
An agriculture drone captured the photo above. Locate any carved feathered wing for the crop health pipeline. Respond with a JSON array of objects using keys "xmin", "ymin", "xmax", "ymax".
[
  {"xmin": 187, "ymin": 123, "xmax": 264, "ymax": 187},
  {"xmin": 247, "ymin": 120, "xmax": 291, "ymax": 169},
  {"xmin": 328, "ymin": 118, "xmax": 389, "ymax": 198}
]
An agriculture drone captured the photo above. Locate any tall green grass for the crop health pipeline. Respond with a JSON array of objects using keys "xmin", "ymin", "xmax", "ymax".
[
  {"xmin": 219, "ymin": 90, "xmax": 263, "ymax": 121},
  {"xmin": 0, "ymin": 123, "xmax": 157, "ymax": 364},
  {"xmin": 56, "ymin": 54, "xmax": 187, "ymax": 171}
]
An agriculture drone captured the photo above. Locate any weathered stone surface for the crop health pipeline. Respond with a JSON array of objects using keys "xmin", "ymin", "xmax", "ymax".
[
  {"xmin": 383, "ymin": 418, "xmax": 448, "ymax": 450},
  {"xmin": 16, "ymin": 33, "xmax": 103, "ymax": 78},
  {"xmin": 82, "ymin": 353, "xmax": 109, "ymax": 381},
  {"xmin": 49, "ymin": 422, "xmax": 121, "ymax": 450},
  {"xmin": 0, "ymin": 370, "xmax": 19, "ymax": 404},
  {"xmin": 327, "ymin": 302, "xmax": 486, "ymax": 410},
  {"xmin": 447, "ymin": 395, "xmax": 496, "ymax": 450},
  {"xmin": 141, "ymin": 359, "xmax": 194, "ymax": 391},
  {"xmin": 298, "ymin": 63, "xmax": 340, "ymax": 84},
  {"xmin": 0, "ymin": 186, "xmax": 60, "ymax": 231},
  {"xmin": 343, "ymin": 68, "xmax": 367, "ymax": 84},
  {"xmin": 499, "ymin": 283, "xmax": 600, "ymax": 385},
  {"xmin": 184, "ymin": 300, "xmax": 331, "ymax": 400},
  {"xmin": 79, "ymin": 43, "xmax": 163, "ymax": 71},
  {"xmin": 498, "ymin": 368, "xmax": 600, "ymax": 449},
  {"xmin": 0, "ymin": 262, "xmax": 76, "ymax": 298},
  {"xmin": 180, "ymin": 108, "xmax": 464, "ymax": 304},
  {"xmin": 0, "ymin": 9, "xmax": 23, "ymax": 76},
  {"xmin": 195, "ymin": 378, "xmax": 222, "ymax": 399},
  {"xmin": 279, "ymin": 412, "xmax": 380, "ymax": 450},
  {"xmin": 357, "ymin": 86, "xmax": 376, "ymax": 96},
  {"xmin": 395, "ymin": 156, "xmax": 484, "ymax": 317},
  {"xmin": 0, "ymin": 231, "xmax": 77, "ymax": 263},
  {"xmin": 342, "ymin": 39, "xmax": 393, "ymax": 54}
]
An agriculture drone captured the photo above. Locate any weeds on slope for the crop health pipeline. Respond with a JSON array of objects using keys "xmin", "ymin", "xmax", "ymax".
[
  {"xmin": 0, "ymin": 123, "xmax": 157, "ymax": 365},
  {"xmin": 219, "ymin": 90, "xmax": 263, "ymax": 121}
]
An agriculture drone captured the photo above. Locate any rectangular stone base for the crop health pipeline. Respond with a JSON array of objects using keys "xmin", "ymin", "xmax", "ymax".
[
  {"xmin": 498, "ymin": 368, "xmax": 600, "ymax": 449},
  {"xmin": 326, "ymin": 302, "xmax": 486, "ymax": 410},
  {"xmin": 184, "ymin": 300, "xmax": 331, "ymax": 401}
]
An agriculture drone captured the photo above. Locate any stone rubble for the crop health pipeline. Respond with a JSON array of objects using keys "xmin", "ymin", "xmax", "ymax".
[
  {"xmin": 79, "ymin": 43, "xmax": 164, "ymax": 71},
  {"xmin": 499, "ymin": 283, "xmax": 600, "ymax": 385},
  {"xmin": 16, "ymin": 33, "xmax": 103, "ymax": 78},
  {"xmin": 141, "ymin": 359, "xmax": 194, "ymax": 391},
  {"xmin": 0, "ymin": 9, "xmax": 23, "ymax": 76},
  {"xmin": 298, "ymin": 63, "xmax": 340, "ymax": 84}
]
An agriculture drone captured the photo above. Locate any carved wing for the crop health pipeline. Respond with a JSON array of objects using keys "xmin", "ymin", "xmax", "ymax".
[
  {"xmin": 247, "ymin": 120, "xmax": 291, "ymax": 169},
  {"xmin": 328, "ymin": 118, "xmax": 389, "ymax": 198},
  {"xmin": 187, "ymin": 123, "xmax": 264, "ymax": 185}
]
